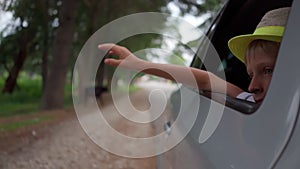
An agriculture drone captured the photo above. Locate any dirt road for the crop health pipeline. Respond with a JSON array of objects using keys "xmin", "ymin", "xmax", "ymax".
[{"xmin": 0, "ymin": 81, "xmax": 177, "ymax": 169}]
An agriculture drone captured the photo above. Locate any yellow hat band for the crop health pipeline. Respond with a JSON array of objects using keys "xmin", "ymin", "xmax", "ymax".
[{"xmin": 253, "ymin": 26, "xmax": 285, "ymax": 38}]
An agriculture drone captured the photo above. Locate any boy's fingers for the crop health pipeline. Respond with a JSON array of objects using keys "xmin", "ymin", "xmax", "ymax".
[
  {"xmin": 98, "ymin": 43, "xmax": 115, "ymax": 50},
  {"xmin": 104, "ymin": 58, "xmax": 120, "ymax": 66},
  {"xmin": 98, "ymin": 43, "xmax": 130, "ymax": 57},
  {"xmin": 98, "ymin": 43, "xmax": 122, "ymax": 53}
]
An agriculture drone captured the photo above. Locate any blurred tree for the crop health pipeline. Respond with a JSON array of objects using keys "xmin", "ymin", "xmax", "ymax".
[
  {"xmin": 72, "ymin": 0, "xmax": 168, "ymax": 102},
  {"xmin": 0, "ymin": 0, "xmax": 59, "ymax": 93},
  {"xmin": 166, "ymin": 0, "xmax": 222, "ymax": 28},
  {"xmin": 0, "ymin": 0, "xmax": 222, "ymax": 109},
  {"xmin": 169, "ymin": 0, "xmax": 222, "ymax": 13},
  {"xmin": 1, "ymin": 28, "xmax": 32, "ymax": 93},
  {"xmin": 40, "ymin": 0, "xmax": 79, "ymax": 110}
]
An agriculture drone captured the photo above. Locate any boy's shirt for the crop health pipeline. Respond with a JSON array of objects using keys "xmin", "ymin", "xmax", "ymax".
[{"xmin": 236, "ymin": 92, "xmax": 255, "ymax": 102}]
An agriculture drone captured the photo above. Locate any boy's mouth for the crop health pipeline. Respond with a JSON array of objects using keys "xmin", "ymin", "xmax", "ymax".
[{"xmin": 255, "ymin": 98, "xmax": 263, "ymax": 103}]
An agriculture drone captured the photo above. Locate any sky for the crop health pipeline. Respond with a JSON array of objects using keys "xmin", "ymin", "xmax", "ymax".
[
  {"xmin": 166, "ymin": 2, "xmax": 211, "ymax": 43},
  {"xmin": 0, "ymin": 9, "xmax": 13, "ymax": 34},
  {"xmin": 167, "ymin": 2, "xmax": 210, "ymax": 27}
]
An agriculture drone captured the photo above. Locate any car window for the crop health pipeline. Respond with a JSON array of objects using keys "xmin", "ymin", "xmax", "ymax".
[{"xmin": 190, "ymin": 0, "xmax": 293, "ymax": 114}]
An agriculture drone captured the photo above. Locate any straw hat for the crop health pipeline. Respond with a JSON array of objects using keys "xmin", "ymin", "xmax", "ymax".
[{"xmin": 228, "ymin": 7, "xmax": 290, "ymax": 63}]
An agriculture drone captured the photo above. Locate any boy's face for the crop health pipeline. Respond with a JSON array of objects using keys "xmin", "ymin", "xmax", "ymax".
[{"xmin": 245, "ymin": 47, "xmax": 277, "ymax": 103}]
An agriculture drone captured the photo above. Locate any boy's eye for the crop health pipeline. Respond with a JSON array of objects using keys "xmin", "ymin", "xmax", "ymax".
[
  {"xmin": 264, "ymin": 68, "xmax": 273, "ymax": 75},
  {"xmin": 248, "ymin": 73, "xmax": 253, "ymax": 80}
]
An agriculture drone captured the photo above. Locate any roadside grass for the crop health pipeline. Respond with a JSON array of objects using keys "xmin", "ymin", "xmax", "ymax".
[
  {"xmin": 0, "ymin": 103, "xmax": 38, "ymax": 117},
  {"xmin": 0, "ymin": 76, "xmax": 73, "ymax": 118},
  {"xmin": 0, "ymin": 76, "xmax": 73, "ymax": 133},
  {"xmin": 0, "ymin": 115, "xmax": 54, "ymax": 132}
]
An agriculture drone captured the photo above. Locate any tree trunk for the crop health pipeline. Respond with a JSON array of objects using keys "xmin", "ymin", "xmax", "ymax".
[
  {"xmin": 40, "ymin": 0, "xmax": 50, "ymax": 92},
  {"xmin": 2, "ymin": 31, "xmax": 30, "ymax": 94},
  {"xmin": 40, "ymin": 0, "xmax": 79, "ymax": 110},
  {"xmin": 41, "ymin": 46, "xmax": 48, "ymax": 92},
  {"xmin": 86, "ymin": 0, "xmax": 108, "ymax": 90}
]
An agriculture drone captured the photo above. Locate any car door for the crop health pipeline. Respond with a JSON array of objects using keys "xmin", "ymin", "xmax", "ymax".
[{"xmin": 157, "ymin": 0, "xmax": 299, "ymax": 168}]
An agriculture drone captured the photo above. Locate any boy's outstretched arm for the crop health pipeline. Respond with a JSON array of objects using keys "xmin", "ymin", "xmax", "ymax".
[{"xmin": 98, "ymin": 43, "xmax": 243, "ymax": 98}]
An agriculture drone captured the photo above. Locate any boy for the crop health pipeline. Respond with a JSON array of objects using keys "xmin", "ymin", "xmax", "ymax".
[{"xmin": 98, "ymin": 7, "xmax": 290, "ymax": 103}]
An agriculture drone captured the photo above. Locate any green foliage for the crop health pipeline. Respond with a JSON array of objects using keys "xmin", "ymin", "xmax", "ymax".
[
  {"xmin": 118, "ymin": 33, "xmax": 163, "ymax": 60},
  {"xmin": 72, "ymin": 0, "xmax": 169, "ymax": 72},
  {"xmin": 165, "ymin": 0, "xmax": 223, "ymax": 29},
  {"xmin": 169, "ymin": 0, "xmax": 223, "ymax": 15},
  {"xmin": 0, "ymin": 76, "xmax": 41, "ymax": 99},
  {"xmin": 0, "ymin": 77, "xmax": 41, "ymax": 117},
  {"xmin": 63, "ymin": 80, "xmax": 73, "ymax": 105},
  {"xmin": 0, "ymin": 75, "xmax": 73, "ymax": 117},
  {"xmin": 0, "ymin": 0, "xmax": 59, "ymax": 76},
  {"xmin": 0, "ymin": 103, "xmax": 38, "ymax": 117}
]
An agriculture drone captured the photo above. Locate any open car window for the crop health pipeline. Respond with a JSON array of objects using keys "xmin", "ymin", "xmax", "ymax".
[{"xmin": 190, "ymin": 0, "xmax": 293, "ymax": 114}]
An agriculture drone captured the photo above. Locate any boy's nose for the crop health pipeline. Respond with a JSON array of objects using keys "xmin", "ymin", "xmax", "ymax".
[{"xmin": 248, "ymin": 77, "xmax": 262, "ymax": 94}]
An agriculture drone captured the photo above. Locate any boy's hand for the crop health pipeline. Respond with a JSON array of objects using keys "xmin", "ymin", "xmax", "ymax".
[{"xmin": 98, "ymin": 43, "xmax": 143, "ymax": 70}]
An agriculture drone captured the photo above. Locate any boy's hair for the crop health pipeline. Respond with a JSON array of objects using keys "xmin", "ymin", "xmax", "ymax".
[
  {"xmin": 228, "ymin": 7, "xmax": 290, "ymax": 63},
  {"xmin": 244, "ymin": 40, "xmax": 280, "ymax": 64}
]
